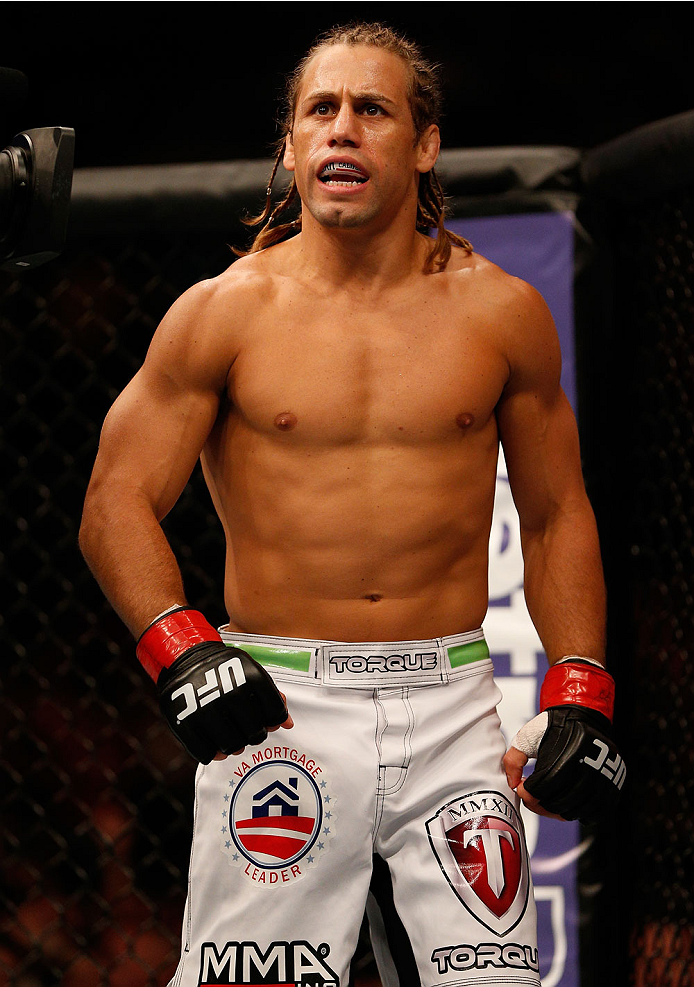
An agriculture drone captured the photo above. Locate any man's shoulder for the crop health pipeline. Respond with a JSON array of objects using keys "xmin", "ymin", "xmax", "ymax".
[
  {"xmin": 444, "ymin": 246, "xmax": 547, "ymax": 314},
  {"xmin": 185, "ymin": 241, "xmax": 297, "ymax": 312},
  {"xmin": 445, "ymin": 245, "xmax": 527, "ymax": 287},
  {"xmin": 188, "ymin": 253, "xmax": 280, "ymax": 305}
]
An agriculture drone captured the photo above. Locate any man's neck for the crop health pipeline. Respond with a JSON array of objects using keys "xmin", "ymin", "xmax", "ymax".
[{"xmin": 290, "ymin": 210, "xmax": 431, "ymax": 292}]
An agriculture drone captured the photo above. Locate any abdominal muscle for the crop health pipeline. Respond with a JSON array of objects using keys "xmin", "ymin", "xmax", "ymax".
[{"xmin": 203, "ymin": 426, "xmax": 498, "ymax": 643}]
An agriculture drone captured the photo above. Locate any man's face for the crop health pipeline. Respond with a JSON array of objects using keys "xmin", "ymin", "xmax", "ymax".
[{"xmin": 284, "ymin": 44, "xmax": 439, "ymax": 233}]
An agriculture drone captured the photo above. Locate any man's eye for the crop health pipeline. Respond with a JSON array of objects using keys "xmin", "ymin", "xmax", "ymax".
[
  {"xmin": 314, "ymin": 103, "xmax": 332, "ymax": 115},
  {"xmin": 363, "ymin": 104, "xmax": 384, "ymax": 116}
]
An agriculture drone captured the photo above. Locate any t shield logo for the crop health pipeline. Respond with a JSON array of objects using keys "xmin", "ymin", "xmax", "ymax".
[{"xmin": 426, "ymin": 790, "xmax": 530, "ymax": 936}]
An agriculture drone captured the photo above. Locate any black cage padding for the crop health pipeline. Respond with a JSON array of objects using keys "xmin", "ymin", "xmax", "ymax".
[
  {"xmin": 582, "ymin": 108, "xmax": 694, "ymax": 201},
  {"xmin": 67, "ymin": 144, "xmax": 583, "ymax": 238}
]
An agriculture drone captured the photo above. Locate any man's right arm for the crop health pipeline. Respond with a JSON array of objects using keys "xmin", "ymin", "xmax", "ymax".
[
  {"xmin": 78, "ymin": 280, "xmax": 229, "ymax": 637},
  {"xmin": 79, "ymin": 277, "xmax": 292, "ymax": 761}
]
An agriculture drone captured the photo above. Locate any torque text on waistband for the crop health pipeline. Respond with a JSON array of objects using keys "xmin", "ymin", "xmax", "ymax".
[{"xmin": 330, "ymin": 652, "xmax": 439, "ymax": 674}]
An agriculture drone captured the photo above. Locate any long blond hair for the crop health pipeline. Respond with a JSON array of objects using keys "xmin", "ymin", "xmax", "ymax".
[{"xmin": 235, "ymin": 22, "xmax": 472, "ymax": 271}]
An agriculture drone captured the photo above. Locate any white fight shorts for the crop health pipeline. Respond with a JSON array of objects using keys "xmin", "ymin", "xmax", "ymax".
[{"xmin": 167, "ymin": 629, "xmax": 539, "ymax": 987}]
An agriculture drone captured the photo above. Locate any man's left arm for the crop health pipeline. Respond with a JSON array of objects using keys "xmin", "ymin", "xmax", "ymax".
[{"xmin": 496, "ymin": 280, "xmax": 625, "ymax": 823}]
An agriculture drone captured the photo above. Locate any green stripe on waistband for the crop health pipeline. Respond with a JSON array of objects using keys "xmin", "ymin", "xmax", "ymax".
[
  {"xmin": 447, "ymin": 639, "xmax": 490, "ymax": 667},
  {"xmin": 226, "ymin": 638, "xmax": 488, "ymax": 672},
  {"xmin": 225, "ymin": 641, "xmax": 312, "ymax": 673}
]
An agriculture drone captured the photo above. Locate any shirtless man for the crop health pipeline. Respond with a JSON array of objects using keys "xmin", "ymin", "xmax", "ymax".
[{"xmin": 79, "ymin": 22, "xmax": 623, "ymax": 987}]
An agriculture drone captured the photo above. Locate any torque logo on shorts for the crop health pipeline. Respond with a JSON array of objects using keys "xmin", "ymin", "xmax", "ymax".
[
  {"xmin": 426, "ymin": 790, "xmax": 530, "ymax": 936},
  {"xmin": 223, "ymin": 753, "xmax": 335, "ymax": 886},
  {"xmin": 198, "ymin": 939, "xmax": 338, "ymax": 986},
  {"xmin": 431, "ymin": 941, "xmax": 539, "ymax": 975},
  {"xmin": 329, "ymin": 652, "xmax": 438, "ymax": 674}
]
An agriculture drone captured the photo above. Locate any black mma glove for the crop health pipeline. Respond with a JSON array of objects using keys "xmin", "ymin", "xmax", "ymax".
[
  {"xmin": 510, "ymin": 657, "xmax": 626, "ymax": 825},
  {"xmin": 136, "ymin": 607, "xmax": 289, "ymax": 764}
]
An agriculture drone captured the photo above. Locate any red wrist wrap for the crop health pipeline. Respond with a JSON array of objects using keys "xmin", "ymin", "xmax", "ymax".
[
  {"xmin": 540, "ymin": 660, "xmax": 615, "ymax": 722},
  {"xmin": 136, "ymin": 609, "xmax": 222, "ymax": 682}
]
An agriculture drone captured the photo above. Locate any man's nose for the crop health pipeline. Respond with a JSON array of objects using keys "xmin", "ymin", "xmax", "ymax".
[{"xmin": 329, "ymin": 103, "xmax": 360, "ymax": 146}]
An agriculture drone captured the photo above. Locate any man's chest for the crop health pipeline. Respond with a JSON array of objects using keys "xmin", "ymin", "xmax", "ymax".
[{"xmin": 227, "ymin": 299, "xmax": 509, "ymax": 444}]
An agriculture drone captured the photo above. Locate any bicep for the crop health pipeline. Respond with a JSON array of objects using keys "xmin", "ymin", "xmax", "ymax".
[
  {"xmin": 90, "ymin": 370, "xmax": 221, "ymax": 519},
  {"xmin": 498, "ymin": 386, "xmax": 588, "ymax": 533},
  {"xmin": 86, "ymin": 282, "xmax": 231, "ymax": 519},
  {"xmin": 496, "ymin": 285, "xmax": 588, "ymax": 531}
]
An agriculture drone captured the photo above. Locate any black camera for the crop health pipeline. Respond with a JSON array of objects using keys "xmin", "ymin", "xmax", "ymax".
[{"xmin": 1, "ymin": 67, "xmax": 75, "ymax": 271}]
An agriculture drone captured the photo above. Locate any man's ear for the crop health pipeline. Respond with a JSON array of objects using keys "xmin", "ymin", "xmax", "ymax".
[
  {"xmin": 416, "ymin": 124, "xmax": 440, "ymax": 175},
  {"xmin": 283, "ymin": 132, "xmax": 295, "ymax": 172}
]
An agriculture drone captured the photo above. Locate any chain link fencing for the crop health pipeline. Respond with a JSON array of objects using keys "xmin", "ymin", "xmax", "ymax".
[
  {"xmin": 606, "ymin": 186, "xmax": 694, "ymax": 987},
  {"xmin": 1, "ymin": 127, "xmax": 693, "ymax": 985},
  {"xmin": 2, "ymin": 235, "xmax": 232, "ymax": 986}
]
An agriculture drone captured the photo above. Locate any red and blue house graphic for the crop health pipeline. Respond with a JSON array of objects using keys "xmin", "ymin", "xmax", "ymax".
[{"xmin": 229, "ymin": 761, "xmax": 326, "ymax": 869}]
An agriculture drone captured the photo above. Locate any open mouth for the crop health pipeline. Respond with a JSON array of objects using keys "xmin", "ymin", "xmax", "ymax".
[{"xmin": 318, "ymin": 161, "xmax": 368, "ymax": 186}]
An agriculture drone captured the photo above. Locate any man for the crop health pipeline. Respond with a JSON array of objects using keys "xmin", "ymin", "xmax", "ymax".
[{"xmin": 80, "ymin": 22, "xmax": 623, "ymax": 987}]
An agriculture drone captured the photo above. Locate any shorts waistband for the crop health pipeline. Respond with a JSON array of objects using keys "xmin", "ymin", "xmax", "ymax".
[{"xmin": 217, "ymin": 627, "xmax": 489, "ymax": 688}]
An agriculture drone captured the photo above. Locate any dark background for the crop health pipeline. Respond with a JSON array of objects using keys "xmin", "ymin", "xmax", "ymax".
[
  {"xmin": 2, "ymin": 6, "xmax": 694, "ymax": 987},
  {"xmin": 2, "ymin": 2, "xmax": 693, "ymax": 169}
]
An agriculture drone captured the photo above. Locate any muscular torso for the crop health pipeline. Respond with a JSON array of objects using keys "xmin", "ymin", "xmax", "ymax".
[{"xmin": 200, "ymin": 241, "xmax": 513, "ymax": 641}]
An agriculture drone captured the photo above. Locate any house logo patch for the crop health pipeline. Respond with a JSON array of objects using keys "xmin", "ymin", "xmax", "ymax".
[
  {"xmin": 222, "ymin": 749, "xmax": 335, "ymax": 886},
  {"xmin": 426, "ymin": 790, "xmax": 530, "ymax": 936}
]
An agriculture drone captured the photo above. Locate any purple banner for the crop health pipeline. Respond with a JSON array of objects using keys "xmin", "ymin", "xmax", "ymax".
[{"xmin": 448, "ymin": 212, "xmax": 580, "ymax": 987}]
